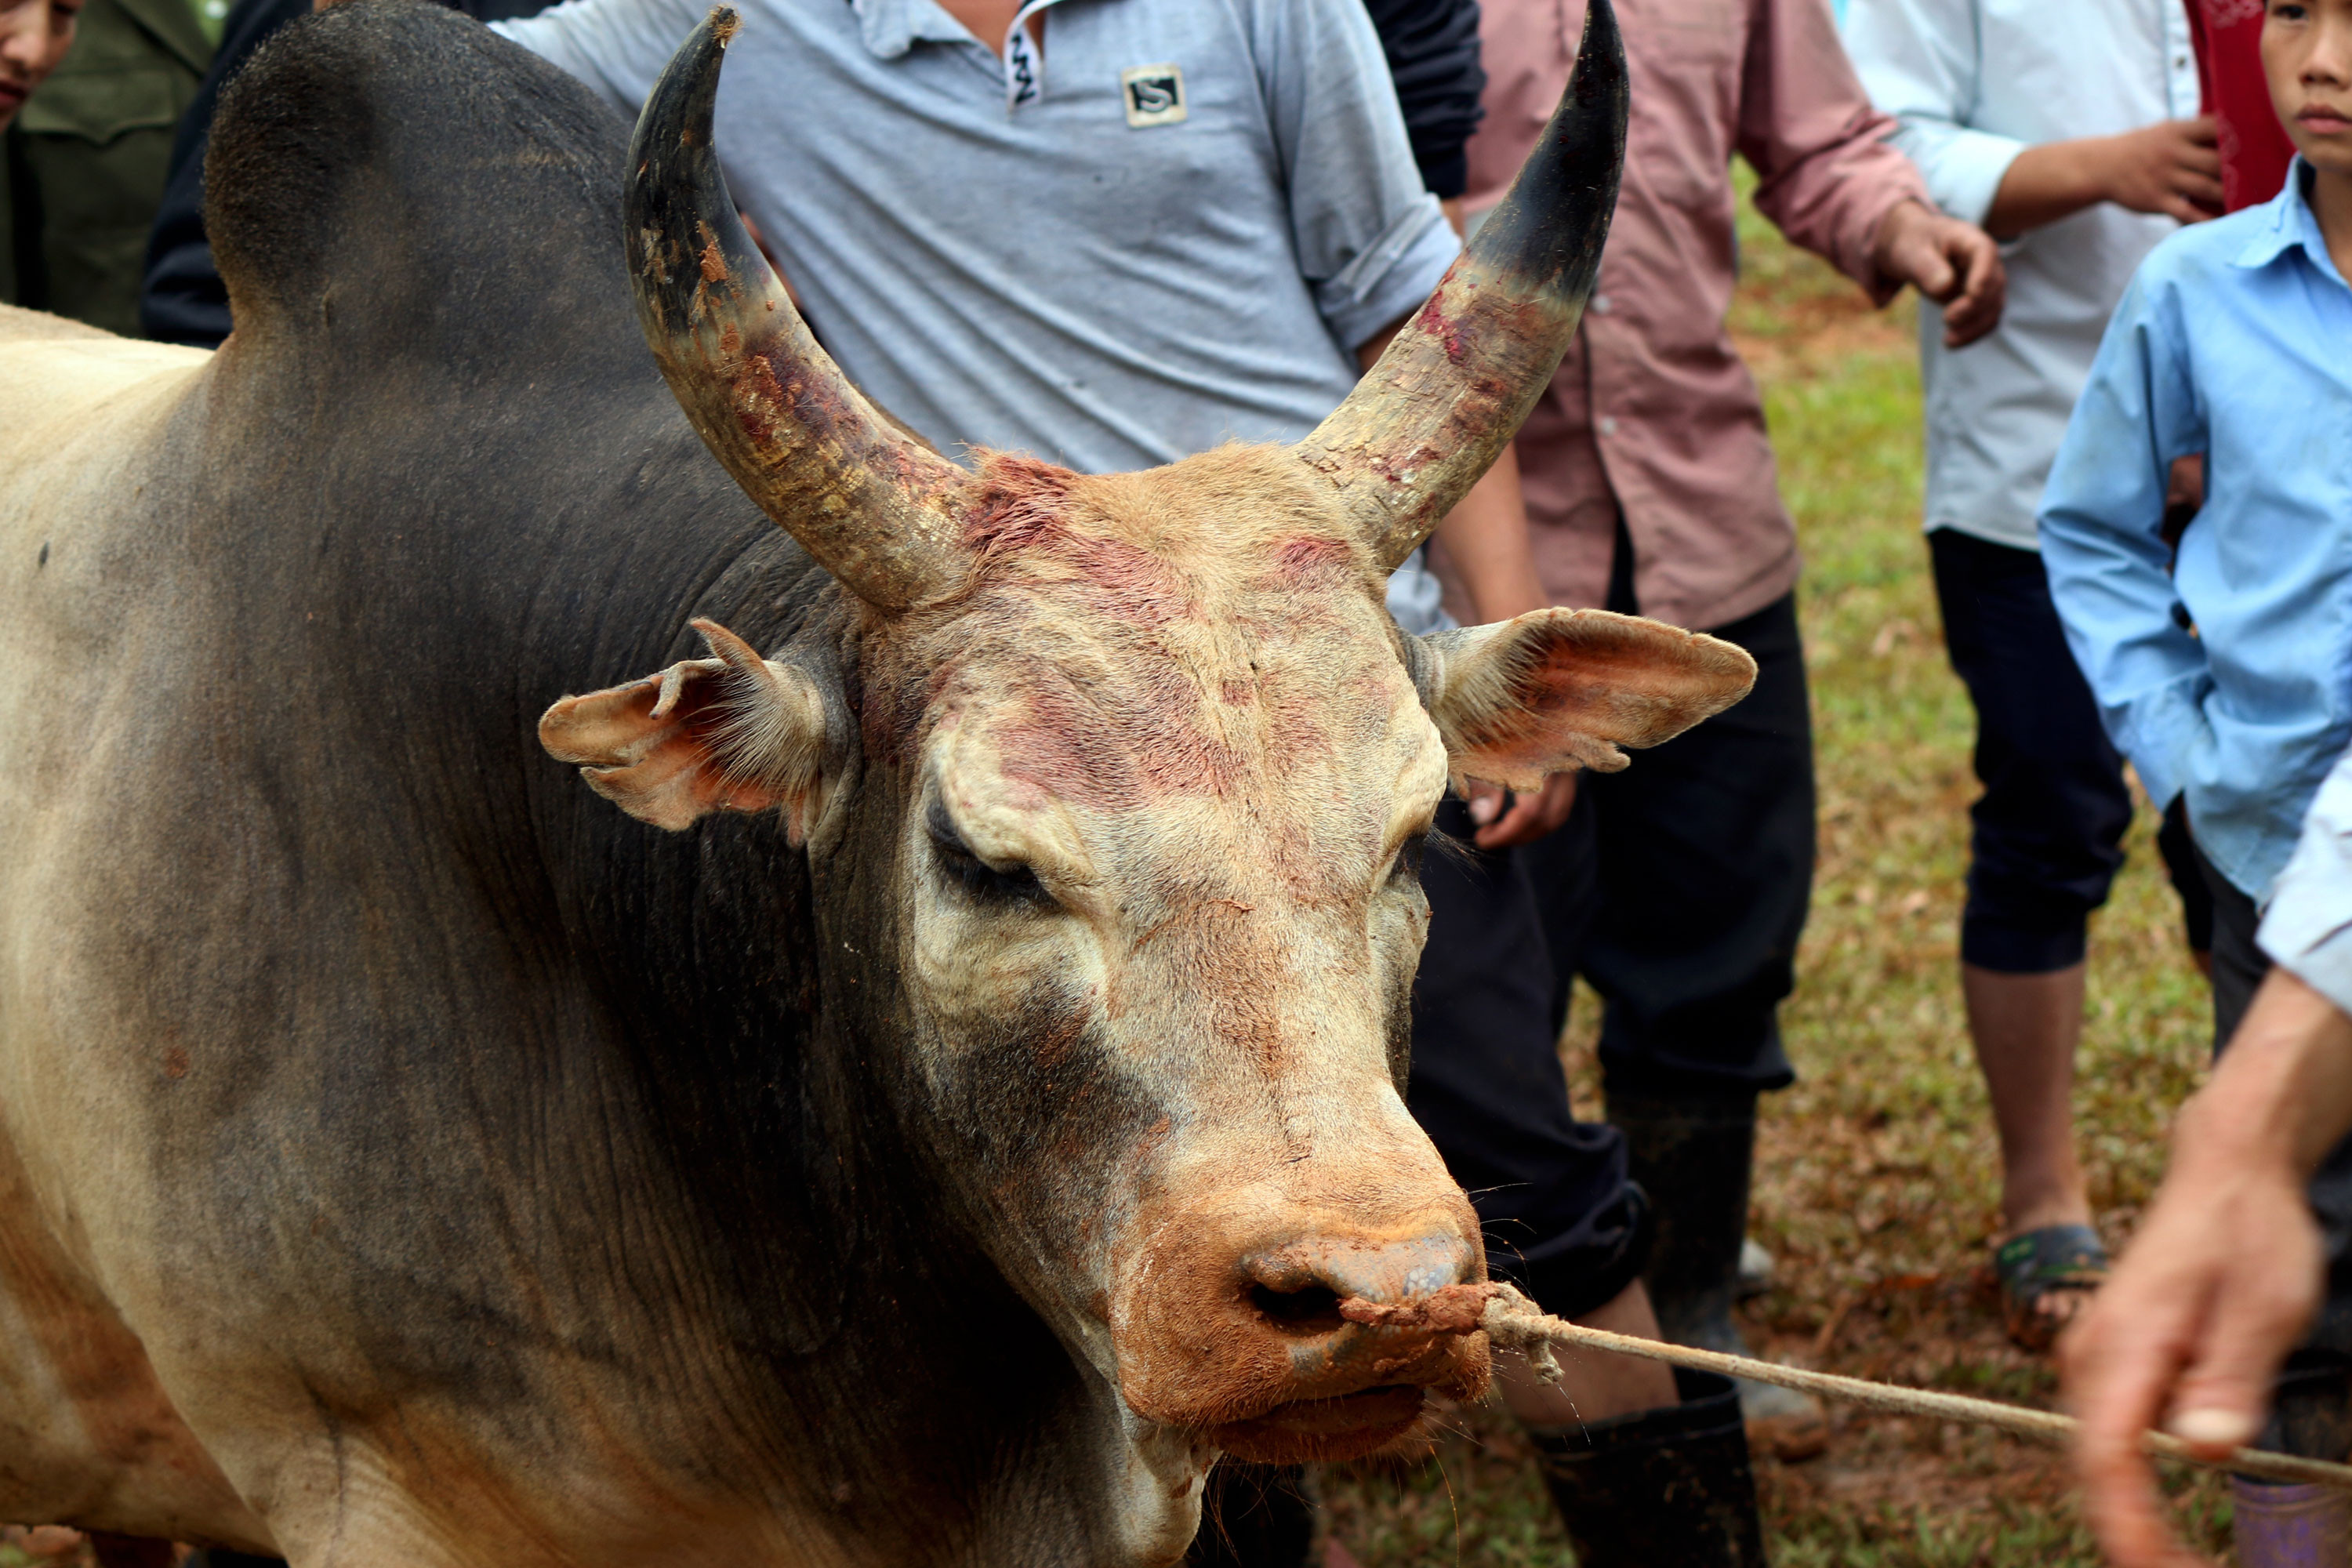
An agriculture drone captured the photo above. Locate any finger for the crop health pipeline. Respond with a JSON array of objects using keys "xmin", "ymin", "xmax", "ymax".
[
  {"xmin": 1475, "ymin": 793, "xmax": 1548, "ymax": 850},
  {"xmin": 1466, "ymin": 782, "xmax": 1502, "ymax": 827},
  {"xmin": 2160, "ymin": 194, "xmax": 2215, "ymax": 227},
  {"xmin": 2072, "ymin": 1307, "xmax": 2207, "ymax": 1568},
  {"xmin": 1908, "ymin": 241, "xmax": 1959, "ymax": 302},
  {"xmin": 2176, "ymin": 171, "xmax": 2224, "ymax": 204},
  {"xmin": 2180, "ymin": 145, "xmax": 2223, "ymax": 177},
  {"xmin": 2183, "ymin": 114, "xmax": 2220, "ymax": 146},
  {"xmin": 2166, "ymin": 1272, "xmax": 2318, "ymax": 1457}
]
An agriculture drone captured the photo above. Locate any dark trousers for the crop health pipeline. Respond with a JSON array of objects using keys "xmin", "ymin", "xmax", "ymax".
[
  {"xmin": 1525, "ymin": 556, "xmax": 1815, "ymax": 1099},
  {"xmin": 1929, "ymin": 529, "xmax": 2132, "ymax": 974},
  {"xmin": 2198, "ymin": 839, "xmax": 2352, "ymax": 1458},
  {"xmin": 1406, "ymin": 796, "xmax": 1650, "ymax": 1320}
]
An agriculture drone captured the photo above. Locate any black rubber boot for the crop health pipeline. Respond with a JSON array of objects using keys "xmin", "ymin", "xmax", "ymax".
[
  {"xmin": 1607, "ymin": 1091, "xmax": 1756, "ymax": 1350},
  {"xmin": 1186, "ymin": 1462, "xmax": 1319, "ymax": 1567},
  {"xmin": 1528, "ymin": 1368, "xmax": 1769, "ymax": 1566},
  {"xmin": 176, "ymin": 1552, "xmax": 287, "ymax": 1567}
]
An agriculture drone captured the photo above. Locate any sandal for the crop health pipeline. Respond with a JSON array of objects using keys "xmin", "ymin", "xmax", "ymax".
[{"xmin": 1995, "ymin": 1223, "xmax": 2109, "ymax": 1352}]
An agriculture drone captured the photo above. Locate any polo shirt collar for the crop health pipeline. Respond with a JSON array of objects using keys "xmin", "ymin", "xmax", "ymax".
[
  {"xmin": 850, "ymin": 0, "xmax": 978, "ymax": 60},
  {"xmin": 2234, "ymin": 158, "xmax": 2350, "ymax": 289}
]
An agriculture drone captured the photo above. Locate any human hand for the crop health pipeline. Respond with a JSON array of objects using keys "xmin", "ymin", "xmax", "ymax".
[
  {"xmin": 2061, "ymin": 1140, "xmax": 2319, "ymax": 1568},
  {"xmin": 2095, "ymin": 117, "xmax": 2223, "ymax": 226},
  {"xmin": 1871, "ymin": 201, "xmax": 2006, "ymax": 347},
  {"xmin": 2061, "ymin": 969, "xmax": 2352, "ymax": 1568},
  {"xmin": 1465, "ymin": 773, "xmax": 1577, "ymax": 850}
]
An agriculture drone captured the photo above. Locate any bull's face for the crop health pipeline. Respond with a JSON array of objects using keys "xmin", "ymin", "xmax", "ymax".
[{"xmin": 539, "ymin": 0, "xmax": 1740, "ymax": 1546}]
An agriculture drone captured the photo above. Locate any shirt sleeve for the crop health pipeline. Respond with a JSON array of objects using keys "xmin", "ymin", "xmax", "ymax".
[
  {"xmin": 1736, "ymin": 0, "xmax": 1931, "ymax": 300},
  {"xmin": 492, "ymin": 0, "xmax": 708, "ymax": 122},
  {"xmin": 2260, "ymin": 745, "xmax": 2352, "ymax": 1018},
  {"xmin": 1254, "ymin": 0, "xmax": 1459, "ymax": 353},
  {"xmin": 1841, "ymin": 0, "xmax": 2027, "ymax": 227},
  {"xmin": 2037, "ymin": 263, "xmax": 2212, "ymax": 811},
  {"xmin": 1359, "ymin": 0, "xmax": 1486, "ymax": 199}
]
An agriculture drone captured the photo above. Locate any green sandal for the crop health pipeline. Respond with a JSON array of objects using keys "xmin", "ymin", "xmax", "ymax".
[{"xmin": 1995, "ymin": 1224, "xmax": 2109, "ymax": 1352}]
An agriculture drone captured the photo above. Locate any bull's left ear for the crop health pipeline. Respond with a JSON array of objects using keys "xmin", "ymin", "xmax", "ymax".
[
  {"xmin": 1419, "ymin": 608, "xmax": 1757, "ymax": 791},
  {"xmin": 539, "ymin": 619, "xmax": 836, "ymax": 839}
]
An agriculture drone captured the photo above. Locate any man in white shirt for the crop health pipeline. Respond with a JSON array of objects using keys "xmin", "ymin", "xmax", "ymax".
[{"xmin": 1843, "ymin": 0, "xmax": 2216, "ymax": 1352}]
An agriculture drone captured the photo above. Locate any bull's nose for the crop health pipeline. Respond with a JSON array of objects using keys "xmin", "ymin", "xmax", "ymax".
[{"xmin": 1240, "ymin": 1232, "xmax": 1477, "ymax": 1334}]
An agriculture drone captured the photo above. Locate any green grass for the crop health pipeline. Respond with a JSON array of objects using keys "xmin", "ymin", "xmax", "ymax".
[{"xmin": 1321, "ymin": 170, "xmax": 2227, "ymax": 1566}]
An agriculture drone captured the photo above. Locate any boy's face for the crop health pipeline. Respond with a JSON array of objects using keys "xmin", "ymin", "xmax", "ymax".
[{"xmin": 2267, "ymin": 0, "xmax": 2352, "ymax": 178}]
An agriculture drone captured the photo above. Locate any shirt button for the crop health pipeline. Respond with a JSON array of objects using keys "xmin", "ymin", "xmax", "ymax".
[
  {"xmin": 1591, "ymin": 293, "xmax": 1613, "ymax": 314},
  {"xmin": 1598, "ymin": 416, "xmax": 1619, "ymax": 436}
]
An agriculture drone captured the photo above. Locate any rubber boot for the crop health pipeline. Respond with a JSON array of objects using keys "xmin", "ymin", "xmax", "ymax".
[
  {"xmin": 176, "ymin": 1552, "xmax": 286, "ymax": 1567},
  {"xmin": 2233, "ymin": 1352, "xmax": 2352, "ymax": 1568},
  {"xmin": 1610, "ymin": 1091, "xmax": 1826, "ymax": 1459},
  {"xmin": 2231, "ymin": 1482, "xmax": 2351, "ymax": 1568},
  {"xmin": 1528, "ymin": 1368, "xmax": 1769, "ymax": 1566},
  {"xmin": 1187, "ymin": 1463, "xmax": 1319, "ymax": 1568}
]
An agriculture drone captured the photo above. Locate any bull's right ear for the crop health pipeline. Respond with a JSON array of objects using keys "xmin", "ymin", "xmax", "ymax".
[
  {"xmin": 539, "ymin": 618, "xmax": 832, "ymax": 837},
  {"xmin": 1419, "ymin": 608, "xmax": 1757, "ymax": 792}
]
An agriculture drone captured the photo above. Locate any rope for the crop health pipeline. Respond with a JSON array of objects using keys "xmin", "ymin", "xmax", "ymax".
[{"xmin": 1335, "ymin": 1282, "xmax": 2352, "ymax": 1492}]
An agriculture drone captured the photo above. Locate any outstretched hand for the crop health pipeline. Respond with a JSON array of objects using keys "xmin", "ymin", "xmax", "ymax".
[
  {"xmin": 1872, "ymin": 201, "xmax": 2006, "ymax": 347},
  {"xmin": 2061, "ymin": 971, "xmax": 2352, "ymax": 1568}
]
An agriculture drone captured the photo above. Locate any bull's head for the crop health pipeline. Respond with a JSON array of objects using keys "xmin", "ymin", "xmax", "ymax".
[{"xmin": 541, "ymin": 0, "xmax": 1749, "ymax": 1549}]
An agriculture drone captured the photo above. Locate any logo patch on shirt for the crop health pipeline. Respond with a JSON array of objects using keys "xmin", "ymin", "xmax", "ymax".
[{"xmin": 1120, "ymin": 64, "xmax": 1186, "ymax": 128}]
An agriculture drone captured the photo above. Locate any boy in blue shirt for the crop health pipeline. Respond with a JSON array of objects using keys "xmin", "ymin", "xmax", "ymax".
[{"xmin": 2041, "ymin": 0, "xmax": 2352, "ymax": 1537}]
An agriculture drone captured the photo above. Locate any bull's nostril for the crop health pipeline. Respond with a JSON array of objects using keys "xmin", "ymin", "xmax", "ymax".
[{"xmin": 1248, "ymin": 1282, "xmax": 1347, "ymax": 1334}]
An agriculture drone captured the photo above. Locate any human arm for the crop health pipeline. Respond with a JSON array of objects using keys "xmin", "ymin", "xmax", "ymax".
[
  {"xmin": 2035, "ymin": 273, "xmax": 2210, "ymax": 813},
  {"xmin": 2064, "ymin": 970, "xmax": 2352, "ymax": 1568},
  {"xmin": 1359, "ymin": 0, "xmax": 1486, "ymax": 200},
  {"xmin": 1739, "ymin": 0, "xmax": 2002, "ymax": 344},
  {"xmin": 490, "ymin": 0, "xmax": 708, "ymax": 120},
  {"xmin": 1985, "ymin": 121, "xmax": 2223, "ymax": 238},
  {"xmin": 2065, "ymin": 753, "xmax": 2352, "ymax": 1566}
]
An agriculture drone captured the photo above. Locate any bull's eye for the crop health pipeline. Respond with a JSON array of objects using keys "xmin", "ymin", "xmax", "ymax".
[{"xmin": 927, "ymin": 797, "xmax": 1050, "ymax": 907}]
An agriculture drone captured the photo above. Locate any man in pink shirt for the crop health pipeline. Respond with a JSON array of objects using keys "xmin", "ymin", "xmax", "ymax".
[{"xmin": 1438, "ymin": 0, "xmax": 2004, "ymax": 1501}]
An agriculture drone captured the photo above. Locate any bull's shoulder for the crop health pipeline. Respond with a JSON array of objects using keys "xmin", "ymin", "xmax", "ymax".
[{"xmin": 0, "ymin": 303, "xmax": 112, "ymax": 344}]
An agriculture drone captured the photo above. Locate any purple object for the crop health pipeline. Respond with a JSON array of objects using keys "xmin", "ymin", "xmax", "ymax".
[{"xmin": 2233, "ymin": 1478, "xmax": 2352, "ymax": 1568}]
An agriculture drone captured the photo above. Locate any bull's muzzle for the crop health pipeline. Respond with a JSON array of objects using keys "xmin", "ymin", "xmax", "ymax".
[{"xmin": 1112, "ymin": 1198, "xmax": 1492, "ymax": 1465}]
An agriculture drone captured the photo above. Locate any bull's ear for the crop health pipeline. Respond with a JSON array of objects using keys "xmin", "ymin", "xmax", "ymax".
[
  {"xmin": 539, "ymin": 619, "xmax": 832, "ymax": 838},
  {"xmin": 1420, "ymin": 608, "xmax": 1757, "ymax": 791}
]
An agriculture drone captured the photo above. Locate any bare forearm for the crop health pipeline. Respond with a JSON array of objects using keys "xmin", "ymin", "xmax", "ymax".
[
  {"xmin": 2177, "ymin": 969, "xmax": 2352, "ymax": 1180},
  {"xmin": 1431, "ymin": 445, "xmax": 1547, "ymax": 623},
  {"xmin": 1985, "ymin": 140, "xmax": 2112, "ymax": 240}
]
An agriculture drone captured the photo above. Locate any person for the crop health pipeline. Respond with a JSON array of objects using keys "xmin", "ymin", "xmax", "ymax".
[
  {"xmin": 495, "ymin": 1, "xmax": 1766, "ymax": 1563},
  {"xmin": 2066, "ymin": 752, "xmax": 2352, "ymax": 1568},
  {"xmin": 1, "ymin": 0, "xmax": 78, "ymax": 301},
  {"xmin": 1841, "ymin": 0, "xmax": 2214, "ymax": 1352},
  {"xmin": 1, "ymin": 0, "xmax": 205, "ymax": 331},
  {"xmin": 1446, "ymin": 0, "xmax": 2004, "ymax": 1459},
  {"xmin": 2041, "ymin": 0, "xmax": 2352, "ymax": 1557},
  {"xmin": 2191, "ymin": 0, "xmax": 2302, "ymax": 212}
]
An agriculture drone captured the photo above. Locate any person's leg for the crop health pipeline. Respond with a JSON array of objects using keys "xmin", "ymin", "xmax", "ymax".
[
  {"xmin": 1406, "ymin": 795, "xmax": 1765, "ymax": 1564},
  {"xmin": 1560, "ymin": 589, "xmax": 1812, "ymax": 1441},
  {"xmin": 1925, "ymin": 529, "xmax": 2134, "ymax": 1345}
]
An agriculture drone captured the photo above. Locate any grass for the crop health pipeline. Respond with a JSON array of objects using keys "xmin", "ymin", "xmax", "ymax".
[{"xmin": 1321, "ymin": 172, "xmax": 2230, "ymax": 1566}]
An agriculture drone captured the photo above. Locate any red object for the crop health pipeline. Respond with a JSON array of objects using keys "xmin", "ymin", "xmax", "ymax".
[{"xmin": 2187, "ymin": 0, "xmax": 2299, "ymax": 212}]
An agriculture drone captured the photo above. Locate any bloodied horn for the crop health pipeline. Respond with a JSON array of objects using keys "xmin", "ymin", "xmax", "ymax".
[
  {"xmin": 623, "ymin": 6, "xmax": 972, "ymax": 610},
  {"xmin": 1292, "ymin": 0, "xmax": 1629, "ymax": 571}
]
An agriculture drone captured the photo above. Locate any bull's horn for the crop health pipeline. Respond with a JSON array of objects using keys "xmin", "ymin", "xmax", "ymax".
[
  {"xmin": 624, "ymin": 8, "xmax": 971, "ymax": 609},
  {"xmin": 1291, "ymin": 0, "xmax": 1628, "ymax": 570}
]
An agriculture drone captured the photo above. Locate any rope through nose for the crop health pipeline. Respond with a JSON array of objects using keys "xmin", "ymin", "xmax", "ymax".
[{"xmin": 1331, "ymin": 1280, "xmax": 2352, "ymax": 1493}]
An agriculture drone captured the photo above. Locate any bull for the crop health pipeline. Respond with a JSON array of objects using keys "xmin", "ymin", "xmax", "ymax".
[{"xmin": 0, "ymin": 1, "xmax": 1753, "ymax": 1562}]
